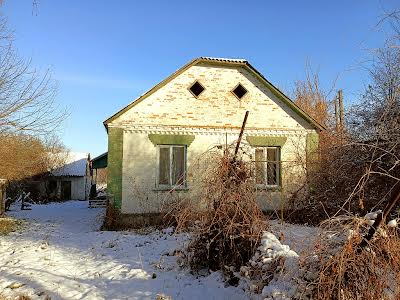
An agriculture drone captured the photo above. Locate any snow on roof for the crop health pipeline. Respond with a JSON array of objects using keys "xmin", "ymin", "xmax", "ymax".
[{"xmin": 51, "ymin": 152, "xmax": 89, "ymax": 177}]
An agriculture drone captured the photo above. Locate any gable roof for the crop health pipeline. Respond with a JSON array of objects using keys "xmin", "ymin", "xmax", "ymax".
[
  {"xmin": 51, "ymin": 152, "xmax": 90, "ymax": 177},
  {"xmin": 104, "ymin": 57, "xmax": 325, "ymax": 131}
]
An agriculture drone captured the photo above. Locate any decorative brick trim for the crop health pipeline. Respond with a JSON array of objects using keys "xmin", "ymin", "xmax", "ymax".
[{"xmin": 111, "ymin": 124, "xmax": 312, "ymax": 137}]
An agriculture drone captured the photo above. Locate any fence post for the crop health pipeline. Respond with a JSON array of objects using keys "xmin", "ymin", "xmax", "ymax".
[{"xmin": 0, "ymin": 179, "xmax": 7, "ymax": 214}]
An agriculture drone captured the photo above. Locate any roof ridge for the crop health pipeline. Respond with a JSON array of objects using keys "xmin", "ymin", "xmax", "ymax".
[{"xmin": 199, "ymin": 56, "xmax": 247, "ymax": 63}]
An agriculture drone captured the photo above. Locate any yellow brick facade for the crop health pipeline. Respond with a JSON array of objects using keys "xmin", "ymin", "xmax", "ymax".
[
  {"xmin": 112, "ymin": 63, "xmax": 314, "ymax": 131},
  {"xmin": 107, "ymin": 60, "xmax": 319, "ymax": 214}
]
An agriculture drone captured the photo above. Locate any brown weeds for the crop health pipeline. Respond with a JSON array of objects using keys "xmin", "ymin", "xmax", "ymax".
[
  {"xmin": 164, "ymin": 144, "xmax": 267, "ymax": 274},
  {"xmin": 0, "ymin": 217, "xmax": 19, "ymax": 235},
  {"xmin": 300, "ymin": 216, "xmax": 400, "ymax": 300}
]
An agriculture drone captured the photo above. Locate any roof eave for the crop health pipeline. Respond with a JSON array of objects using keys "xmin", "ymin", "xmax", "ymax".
[
  {"xmin": 91, "ymin": 152, "xmax": 108, "ymax": 162},
  {"xmin": 243, "ymin": 61, "xmax": 326, "ymax": 131}
]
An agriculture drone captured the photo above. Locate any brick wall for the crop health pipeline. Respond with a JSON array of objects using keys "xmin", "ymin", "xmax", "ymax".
[
  {"xmin": 109, "ymin": 63, "xmax": 314, "ymax": 131},
  {"xmin": 107, "ymin": 62, "xmax": 318, "ymax": 214}
]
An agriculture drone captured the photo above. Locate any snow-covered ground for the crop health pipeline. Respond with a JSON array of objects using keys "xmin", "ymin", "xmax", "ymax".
[
  {"xmin": 269, "ymin": 220, "xmax": 319, "ymax": 255},
  {"xmin": 0, "ymin": 201, "xmax": 246, "ymax": 300}
]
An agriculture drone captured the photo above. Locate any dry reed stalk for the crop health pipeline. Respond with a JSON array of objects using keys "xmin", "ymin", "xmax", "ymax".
[
  {"xmin": 299, "ymin": 216, "xmax": 400, "ymax": 300},
  {"xmin": 163, "ymin": 143, "xmax": 268, "ymax": 274}
]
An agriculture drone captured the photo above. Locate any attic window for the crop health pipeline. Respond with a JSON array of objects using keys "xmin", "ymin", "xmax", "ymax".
[
  {"xmin": 189, "ymin": 81, "xmax": 205, "ymax": 98},
  {"xmin": 232, "ymin": 83, "xmax": 248, "ymax": 100}
]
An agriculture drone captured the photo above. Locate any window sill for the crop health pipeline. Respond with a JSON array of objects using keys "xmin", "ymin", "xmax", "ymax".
[
  {"xmin": 255, "ymin": 186, "xmax": 282, "ymax": 192},
  {"xmin": 152, "ymin": 187, "xmax": 189, "ymax": 192}
]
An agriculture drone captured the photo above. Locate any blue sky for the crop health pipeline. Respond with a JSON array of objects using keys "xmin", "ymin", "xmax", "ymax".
[{"xmin": 2, "ymin": 0, "xmax": 399, "ymax": 157}]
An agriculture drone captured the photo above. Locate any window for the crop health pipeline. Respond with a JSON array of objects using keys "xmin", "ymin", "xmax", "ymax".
[
  {"xmin": 157, "ymin": 145, "xmax": 187, "ymax": 188},
  {"xmin": 189, "ymin": 81, "xmax": 205, "ymax": 98},
  {"xmin": 254, "ymin": 147, "xmax": 280, "ymax": 187},
  {"xmin": 232, "ymin": 83, "xmax": 248, "ymax": 100}
]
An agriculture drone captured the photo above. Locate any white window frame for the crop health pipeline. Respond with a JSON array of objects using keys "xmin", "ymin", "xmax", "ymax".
[
  {"xmin": 156, "ymin": 145, "xmax": 187, "ymax": 189},
  {"xmin": 254, "ymin": 146, "xmax": 281, "ymax": 188}
]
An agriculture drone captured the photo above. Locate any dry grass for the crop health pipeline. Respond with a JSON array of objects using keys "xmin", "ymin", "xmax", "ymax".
[
  {"xmin": 0, "ymin": 295, "xmax": 33, "ymax": 300},
  {"xmin": 163, "ymin": 144, "xmax": 267, "ymax": 275},
  {"xmin": 296, "ymin": 216, "xmax": 400, "ymax": 300},
  {"xmin": 0, "ymin": 217, "xmax": 20, "ymax": 235}
]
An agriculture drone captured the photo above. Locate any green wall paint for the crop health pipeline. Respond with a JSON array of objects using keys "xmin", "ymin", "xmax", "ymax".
[
  {"xmin": 148, "ymin": 134, "xmax": 195, "ymax": 146},
  {"xmin": 246, "ymin": 136, "xmax": 287, "ymax": 147},
  {"xmin": 306, "ymin": 132, "xmax": 320, "ymax": 171},
  {"xmin": 108, "ymin": 128, "xmax": 123, "ymax": 209},
  {"xmin": 306, "ymin": 132, "xmax": 319, "ymax": 155}
]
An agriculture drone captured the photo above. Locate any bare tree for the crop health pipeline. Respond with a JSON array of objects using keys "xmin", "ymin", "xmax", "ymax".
[
  {"xmin": 0, "ymin": 18, "xmax": 67, "ymax": 136},
  {"xmin": 377, "ymin": 8, "xmax": 400, "ymax": 47},
  {"xmin": 293, "ymin": 63, "xmax": 333, "ymax": 127},
  {"xmin": 288, "ymin": 41, "xmax": 400, "ymax": 223},
  {"xmin": 346, "ymin": 44, "xmax": 400, "ymax": 206}
]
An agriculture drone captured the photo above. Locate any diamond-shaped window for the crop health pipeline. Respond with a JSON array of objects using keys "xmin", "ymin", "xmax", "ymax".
[
  {"xmin": 189, "ymin": 81, "xmax": 205, "ymax": 98},
  {"xmin": 232, "ymin": 83, "xmax": 248, "ymax": 100}
]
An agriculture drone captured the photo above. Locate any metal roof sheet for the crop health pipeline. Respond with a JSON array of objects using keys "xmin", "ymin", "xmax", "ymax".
[{"xmin": 51, "ymin": 152, "xmax": 89, "ymax": 177}]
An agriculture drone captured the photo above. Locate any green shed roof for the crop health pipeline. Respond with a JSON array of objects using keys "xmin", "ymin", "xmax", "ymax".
[{"xmin": 91, "ymin": 152, "xmax": 107, "ymax": 169}]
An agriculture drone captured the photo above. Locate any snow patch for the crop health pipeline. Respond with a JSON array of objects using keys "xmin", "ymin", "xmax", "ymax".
[
  {"xmin": 0, "ymin": 201, "xmax": 245, "ymax": 300},
  {"xmin": 388, "ymin": 219, "xmax": 398, "ymax": 228}
]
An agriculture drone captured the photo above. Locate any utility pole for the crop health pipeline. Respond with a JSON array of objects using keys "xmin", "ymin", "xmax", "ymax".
[
  {"xmin": 335, "ymin": 95, "xmax": 339, "ymax": 132},
  {"xmin": 334, "ymin": 90, "xmax": 344, "ymax": 133}
]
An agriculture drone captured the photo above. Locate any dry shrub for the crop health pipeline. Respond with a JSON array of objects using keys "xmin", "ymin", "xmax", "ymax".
[
  {"xmin": 293, "ymin": 62, "xmax": 330, "ymax": 127},
  {"xmin": 299, "ymin": 216, "xmax": 400, "ymax": 300},
  {"xmin": 166, "ymin": 144, "xmax": 267, "ymax": 274},
  {"xmin": 101, "ymin": 197, "xmax": 118, "ymax": 230},
  {"xmin": 162, "ymin": 196, "xmax": 201, "ymax": 232},
  {"xmin": 16, "ymin": 296, "xmax": 33, "ymax": 300},
  {"xmin": 0, "ymin": 134, "xmax": 51, "ymax": 181},
  {"xmin": 287, "ymin": 132, "xmax": 399, "ymax": 225},
  {"xmin": 0, "ymin": 217, "xmax": 19, "ymax": 235},
  {"xmin": 0, "ymin": 295, "xmax": 32, "ymax": 300},
  {"xmin": 287, "ymin": 41, "xmax": 400, "ymax": 225}
]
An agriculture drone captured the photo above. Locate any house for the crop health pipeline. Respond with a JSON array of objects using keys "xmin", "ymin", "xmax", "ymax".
[
  {"xmin": 38, "ymin": 152, "xmax": 92, "ymax": 201},
  {"xmin": 103, "ymin": 57, "xmax": 323, "ymax": 226}
]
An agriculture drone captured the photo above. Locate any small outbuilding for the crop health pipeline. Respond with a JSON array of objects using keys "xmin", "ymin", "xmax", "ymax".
[{"xmin": 39, "ymin": 152, "xmax": 92, "ymax": 201}]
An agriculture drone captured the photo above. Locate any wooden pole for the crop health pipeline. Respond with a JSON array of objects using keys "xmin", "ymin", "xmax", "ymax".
[
  {"xmin": 225, "ymin": 132, "xmax": 228, "ymax": 155},
  {"xmin": 234, "ymin": 111, "xmax": 249, "ymax": 160},
  {"xmin": 335, "ymin": 94, "xmax": 339, "ymax": 132},
  {"xmin": 0, "ymin": 179, "xmax": 6, "ymax": 214}
]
